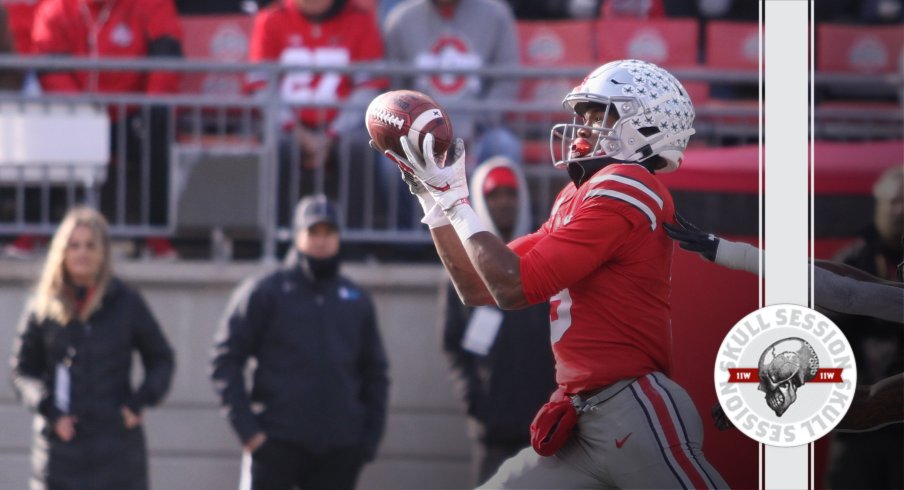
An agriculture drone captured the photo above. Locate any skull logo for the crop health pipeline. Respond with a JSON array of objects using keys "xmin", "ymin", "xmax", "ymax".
[{"xmin": 757, "ymin": 338, "xmax": 819, "ymax": 417}]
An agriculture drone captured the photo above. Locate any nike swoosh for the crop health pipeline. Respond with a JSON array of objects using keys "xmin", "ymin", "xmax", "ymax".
[
  {"xmin": 615, "ymin": 433, "xmax": 632, "ymax": 448},
  {"xmin": 427, "ymin": 182, "xmax": 451, "ymax": 192}
]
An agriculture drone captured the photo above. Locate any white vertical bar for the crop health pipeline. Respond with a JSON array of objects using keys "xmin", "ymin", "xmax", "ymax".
[{"xmin": 764, "ymin": 1, "xmax": 810, "ymax": 489}]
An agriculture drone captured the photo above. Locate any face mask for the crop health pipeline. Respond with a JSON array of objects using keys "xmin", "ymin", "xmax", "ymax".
[{"xmin": 300, "ymin": 252, "xmax": 340, "ymax": 281}]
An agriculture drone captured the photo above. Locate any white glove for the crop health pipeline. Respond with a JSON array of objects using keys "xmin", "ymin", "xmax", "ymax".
[
  {"xmin": 398, "ymin": 134, "xmax": 469, "ymax": 211},
  {"xmin": 398, "ymin": 166, "xmax": 449, "ymax": 228},
  {"xmin": 372, "ymin": 140, "xmax": 449, "ymax": 228},
  {"xmin": 396, "ymin": 134, "xmax": 486, "ymax": 241}
]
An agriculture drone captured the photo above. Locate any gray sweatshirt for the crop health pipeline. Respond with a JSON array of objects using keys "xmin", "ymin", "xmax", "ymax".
[{"xmin": 383, "ymin": 0, "xmax": 520, "ymax": 139}]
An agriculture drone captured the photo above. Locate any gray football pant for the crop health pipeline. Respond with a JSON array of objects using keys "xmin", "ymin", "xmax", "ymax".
[{"xmin": 480, "ymin": 372, "xmax": 729, "ymax": 489}]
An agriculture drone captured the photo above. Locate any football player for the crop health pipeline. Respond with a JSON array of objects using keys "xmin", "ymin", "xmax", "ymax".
[
  {"xmin": 382, "ymin": 59, "xmax": 728, "ymax": 489},
  {"xmin": 665, "ymin": 214, "xmax": 904, "ymax": 433}
]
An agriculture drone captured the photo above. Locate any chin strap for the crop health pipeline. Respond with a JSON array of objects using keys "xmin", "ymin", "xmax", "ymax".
[{"xmin": 567, "ymin": 155, "xmax": 655, "ymax": 187}]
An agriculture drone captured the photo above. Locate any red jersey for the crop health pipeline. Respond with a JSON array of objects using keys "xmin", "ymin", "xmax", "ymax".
[
  {"xmin": 511, "ymin": 164, "xmax": 675, "ymax": 394},
  {"xmin": 32, "ymin": 0, "xmax": 182, "ymax": 94},
  {"xmin": 3, "ymin": 0, "xmax": 41, "ymax": 54},
  {"xmin": 246, "ymin": 0, "xmax": 384, "ymax": 128}
]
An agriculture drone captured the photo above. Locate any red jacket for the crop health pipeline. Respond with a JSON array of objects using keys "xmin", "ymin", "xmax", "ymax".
[
  {"xmin": 247, "ymin": 0, "xmax": 384, "ymax": 128},
  {"xmin": 32, "ymin": 0, "xmax": 182, "ymax": 94},
  {"xmin": 3, "ymin": 0, "xmax": 42, "ymax": 54}
]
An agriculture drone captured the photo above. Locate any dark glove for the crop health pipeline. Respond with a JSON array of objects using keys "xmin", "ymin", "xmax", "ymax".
[
  {"xmin": 663, "ymin": 212, "xmax": 720, "ymax": 262},
  {"xmin": 711, "ymin": 402, "xmax": 735, "ymax": 431}
]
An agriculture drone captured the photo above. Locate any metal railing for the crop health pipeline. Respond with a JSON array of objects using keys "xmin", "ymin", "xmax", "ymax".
[{"xmin": 0, "ymin": 55, "xmax": 900, "ymax": 261}]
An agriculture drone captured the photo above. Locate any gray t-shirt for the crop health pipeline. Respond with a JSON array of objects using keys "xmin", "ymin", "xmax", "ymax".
[{"xmin": 383, "ymin": 0, "xmax": 520, "ymax": 139}]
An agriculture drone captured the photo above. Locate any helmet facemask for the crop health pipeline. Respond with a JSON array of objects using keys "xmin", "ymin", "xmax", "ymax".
[{"xmin": 550, "ymin": 99, "xmax": 635, "ymax": 169}]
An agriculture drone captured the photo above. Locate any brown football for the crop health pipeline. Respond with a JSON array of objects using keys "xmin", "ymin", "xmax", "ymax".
[{"xmin": 365, "ymin": 90, "xmax": 453, "ymax": 161}]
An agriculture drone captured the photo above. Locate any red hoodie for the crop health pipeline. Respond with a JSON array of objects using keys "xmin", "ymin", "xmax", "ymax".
[
  {"xmin": 3, "ymin": 0, "xmax": 42, "ymax": 54},
  {"xmin": 32, "ymin": 0, "xmax": 182, "ymax": 94}
]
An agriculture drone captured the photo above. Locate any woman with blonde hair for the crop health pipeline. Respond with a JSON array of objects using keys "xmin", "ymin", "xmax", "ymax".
[{"xmin": 10, "ymin": 206, "xmax": 175, "ymax": 490}]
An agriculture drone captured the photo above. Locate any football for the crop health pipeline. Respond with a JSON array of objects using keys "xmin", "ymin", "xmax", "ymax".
[{"xmin": 365, "ymin": 90, "xmax": 453, "ymax": 161}]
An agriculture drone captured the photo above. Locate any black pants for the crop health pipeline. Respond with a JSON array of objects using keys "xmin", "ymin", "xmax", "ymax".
[
  {"xmin": 100, "ymin": 107, "xmax": 170, "ymax": 227},
  {"xmin": 247, "ymin": 438, "xmax": 365, "ymax": 490},
  {"xmin": 34, "ymin": 423, "xmax": 148, "ymax": 490},
  {"xmin": 827, "ymin": 426, "xmax": 904, "ymax": 489}
]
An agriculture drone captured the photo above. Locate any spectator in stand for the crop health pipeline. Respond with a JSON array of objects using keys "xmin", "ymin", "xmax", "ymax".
[
  {"xmin": 9, "ymin": 206, "xmax": 175, "ymax": 490},
  {"xmin": 246, "ymin": 0, "xmax": 385, "ymax": 230},
  {"xmin": 0, "ymin": 0, "xmax": 41, "ymax": 54},
  {"xmin": 383, "ymin": 0, "xmax": 522, "ymax": 170},
  {"xmin": 440, "ymin": 156, "xmax": 556, "ymax": 486},
  {"xmin": 377, "ymin": 0, "xmax": 401, "ymax": 23},
  {"xmin": 2, "ymin": 0, "xmax": 43, "ymax": 94},
  {"xmin": 27, "ymin": 0, "xmax": 183, "ymax": 260},
  {"xmin": 2, "ymin": 0, "xmax": 42, "ymax": 56},
  {"xmin": 826, "ymin": 166, "xmax": 903, "ymax": 490}
]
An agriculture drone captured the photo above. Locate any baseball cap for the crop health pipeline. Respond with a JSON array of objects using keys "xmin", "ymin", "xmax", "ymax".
[
  {"xmin": 294, "ymin": 194, "xmax": 340, "ymax": 230},
  {"xmin": 482, "ymin": 165, "xmax": 518, "ymax": 195}
]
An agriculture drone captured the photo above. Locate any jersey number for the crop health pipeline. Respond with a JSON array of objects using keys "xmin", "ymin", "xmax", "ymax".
[
  {"xmin": 549, "ymin": 288, "xmax": 573, "ymax": 344},
  {"xmin": 280, "ymin": 47, "xmax": 349, "ymax": 103}
]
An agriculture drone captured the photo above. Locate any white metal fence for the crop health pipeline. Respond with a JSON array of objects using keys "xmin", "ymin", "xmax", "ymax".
[{"xmin": 0, "ymin": 55, "xmax": 899, "ymax": 260}]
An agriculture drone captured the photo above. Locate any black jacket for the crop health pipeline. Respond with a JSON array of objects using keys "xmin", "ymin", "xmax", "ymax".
[
  {"xmin": 211, "ymin": 263, "xmax": 389, "ymax": 459},
  {"xmin": 831, "ymin": 225, "xmax": 903, "ymax": 384},
  {"xmin": 446, "ymin": 157, "xmax": 558, "ymax": 445},
  {"xmin": 441, "ymin": 283, "xmax": 557, "ymax": 445},
  {"xmin": 10, "ymin": 277, "xmax": 174, "ymax": 490}
]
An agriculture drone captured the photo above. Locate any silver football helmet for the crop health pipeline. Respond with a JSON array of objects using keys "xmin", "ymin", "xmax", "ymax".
[{"xmin": 550, "ymin": 59, "xmax": 696, "ymax": 172}]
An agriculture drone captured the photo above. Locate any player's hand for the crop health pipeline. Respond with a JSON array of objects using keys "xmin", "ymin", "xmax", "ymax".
[
  {"xmin": 663, "ymin": 212, "xmax": 720, "ymax": 261},
  {"xmin": 397, "ymin": 134, "xmax": 468, "ymax": 211},
  {"xmin": 711, "ymin": 403, "xmax": 735, "ymax": 431},
  {"xmin": 369, "ymin": 139, "xmax": 424, "ymax": 197}
]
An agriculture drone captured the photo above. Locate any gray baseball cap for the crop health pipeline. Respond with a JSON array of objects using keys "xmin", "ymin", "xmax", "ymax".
[{"xmin": 293, "ymin": 194, "xmax": 340, "ymax": 230}]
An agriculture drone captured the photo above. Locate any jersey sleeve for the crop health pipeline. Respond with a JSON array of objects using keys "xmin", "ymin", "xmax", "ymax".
[
  {"xmin": 519, "ymin": 200, "xmax": 637, "ymax": 305},
  {"xmin": 520, "ymin": 168, "xmax": 669, "ymax": 304},
  {"xmin": 144, "ymin": 0, "xmax": 181, "ymax": 42},
  {"xmin": 144, "ymin": 0, "xmax": 183, "ymax": 94},
  {"xmin": 508, "ymin": 221, "xmax": 550, "ymax": 257},
  {"xmin": 245, "ymin": 11, "xmax": 280, "ymax": 93},
  {"xmin": 248, "ymin": 11, "xmax": 282, "ymax": 62}
]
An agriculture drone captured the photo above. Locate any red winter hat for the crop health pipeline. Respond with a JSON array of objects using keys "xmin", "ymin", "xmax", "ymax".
[{"xmin": 482, "ymin": 166, "xmax": 518, "ymax": 195}]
